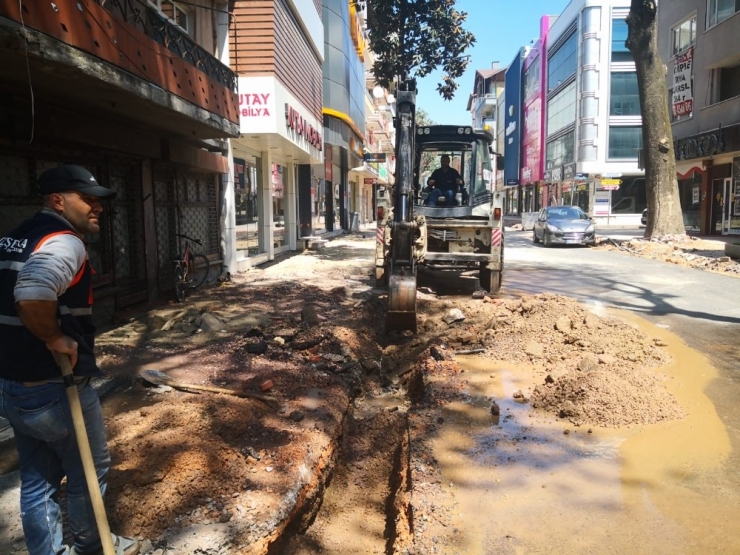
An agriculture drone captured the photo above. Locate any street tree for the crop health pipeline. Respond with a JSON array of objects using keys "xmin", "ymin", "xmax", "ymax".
[
  {"xmin": 415, "ymin": 108, "xmax": 435, "ymax": 126},
  {"xmin": 626, "ymin": 0, "xmax": 685, "ymax": 237},
  {"xmin": 365, "ymin": 0, "xmax": 475, "ymax": 100},
  {"xmin": 416, "ymin": 109, "xmax": 437, "ymax": 172}
]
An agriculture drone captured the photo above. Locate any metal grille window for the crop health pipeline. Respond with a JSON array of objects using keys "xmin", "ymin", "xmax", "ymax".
[{"xmin": 153, "ymin": 164, "xmax": 220, "ymax": 292}]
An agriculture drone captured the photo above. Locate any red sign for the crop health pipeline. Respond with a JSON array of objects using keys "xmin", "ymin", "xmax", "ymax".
[
  {"xmin": 285, "ymin": 104, "xmax": 323, "ymax": 151},
  {"xmin": 672, "ymin": 47, "xmax": 693, "ymax": 118},
  {"xmin": 364, "ymin": 178, "xmax": 376, "ymax": 185},
  {"xmin": 239, "ymin": 93, "xmax": 271, "ymax": 117}
]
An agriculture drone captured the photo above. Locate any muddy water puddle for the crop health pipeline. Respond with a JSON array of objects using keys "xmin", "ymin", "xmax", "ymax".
[{"xmin": 429, "ymin": 311, "xmax": 740, "ymax": 554}]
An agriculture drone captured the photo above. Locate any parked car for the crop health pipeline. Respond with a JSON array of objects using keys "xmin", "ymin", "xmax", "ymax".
[
  {"xmin": 641, "ymin": 208, "xmax": 648, "ymax": 226},
  {"xmin": 532, "ymin": 206, "xmax": 596, "ymax": 247}
]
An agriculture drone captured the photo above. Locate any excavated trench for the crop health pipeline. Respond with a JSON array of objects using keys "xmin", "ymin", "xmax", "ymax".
[{"xmin": 272, "ymin": 401, "xmax": 412, "ymax": 555}]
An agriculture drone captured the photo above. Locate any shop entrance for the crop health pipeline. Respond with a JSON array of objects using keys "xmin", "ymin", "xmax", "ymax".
[{"xmin": 710, "ymin": 178, "xmax": 731, "ymax": 235}]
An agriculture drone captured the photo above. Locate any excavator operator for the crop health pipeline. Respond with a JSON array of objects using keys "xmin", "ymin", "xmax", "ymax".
[{"xmin": 425, "ymin": 155, "xmax": 464, "ymax": 206}]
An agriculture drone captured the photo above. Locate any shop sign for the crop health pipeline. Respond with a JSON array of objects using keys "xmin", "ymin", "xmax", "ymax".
[
  {"xmin": 551, "ymin": 167, "xmax": 563, "ymax": 182},
  {"xmin": 505, "ymin": 178, "xmax": 519, "ymax": 186},
  {"xmin": 285, "ymin": 104, "xmax": 323, "ymax": 151},
  {"xmin": 675, "ymin": 129, "xmax": 724, "ymax": 160},
  {"xmin": 543, "ymin": 169, "xmax": 552, "ymax": 182},
  {"xmin": 364, "ymin": 178, "xmax": 376, "ymax": 185},
  {"xmin": 563, "ymin": 163, "xmax": 575, "ymax": 180},
  {"xmin": 574, "ymin": 173, "xmax": 589, "ymax": 181},
  {"xmin": 239, "ymin": 93, "xmax": 272, "ymax": 117},
  {"xmin": 601, "ymin": 178, "xmax": 622, "ymax": 186},
  {"xmin": 692, "ymin": 185, "xmax": 700, "ymax": 205},
  {"xmin": 363, "ymin": 152, "xmax": 386, "ymax": 163},
  {"xmin": 672, "ymin": 47, "xmax": 693, "ymax": 118}
]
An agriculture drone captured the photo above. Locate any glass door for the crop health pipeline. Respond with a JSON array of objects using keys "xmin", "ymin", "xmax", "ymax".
[{"xmin": 722, "ymin": 177, "xmax": 732, "ymax": 235}]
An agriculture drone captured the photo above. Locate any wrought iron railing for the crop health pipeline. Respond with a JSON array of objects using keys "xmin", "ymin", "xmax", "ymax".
[{"xmin": 94, "ymin": 0, "xmax": 236, "ymax": 91}]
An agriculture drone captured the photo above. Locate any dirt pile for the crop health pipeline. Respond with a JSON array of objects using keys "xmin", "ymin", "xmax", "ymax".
[
  {"xmin": 468, "ymin": 294, "xmax": 677, "ymax": 426},
  {"xmin": 595, "ymin": 234, "xmax": 740, "ymax": 276}
]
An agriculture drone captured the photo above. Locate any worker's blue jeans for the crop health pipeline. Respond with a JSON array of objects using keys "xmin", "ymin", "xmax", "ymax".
[
  {"xmin": 426, "ymin": 189, "xmax": 455, "ymax": 206},
  {"xmin": 0, "ymin": 378, "xmax": 111, "ymax": 555}
]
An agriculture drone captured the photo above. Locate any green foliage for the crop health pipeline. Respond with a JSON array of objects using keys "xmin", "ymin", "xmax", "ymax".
[
  {"xmin": 415, "ymin": 108, "xmax": 435, "ymax": 126},
  {"xmin": 366, "ymin": 0, "xmax": 475, "ymax": 100}
]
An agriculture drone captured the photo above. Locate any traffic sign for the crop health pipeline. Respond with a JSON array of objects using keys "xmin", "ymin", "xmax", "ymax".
[
  {"xmin": 601, "ymin": 172, "xmax": 623, "ymax": 178},
  {"xmin": 601, "ymin": 178, "xmax": 622, "ymax": 185}
]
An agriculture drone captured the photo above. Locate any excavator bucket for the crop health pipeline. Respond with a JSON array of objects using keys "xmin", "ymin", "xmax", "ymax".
[{"xmin": 386, "ymin": 273, "xmax": 417, "ymax": 332}]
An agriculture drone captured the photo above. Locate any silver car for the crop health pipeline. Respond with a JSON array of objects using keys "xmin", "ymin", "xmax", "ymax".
[{"xmin": 532, "ymin": 206, "xmax": 596, "ymax": 247}]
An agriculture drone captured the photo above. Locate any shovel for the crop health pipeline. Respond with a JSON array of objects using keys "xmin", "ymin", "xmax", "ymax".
[
  {"xmin": 140, "ymin": 369, "xmax": 279, "ymax": 407},
  {"xmin": 56, "ymin": 354, "xmax": 116, "ymax": 555}
]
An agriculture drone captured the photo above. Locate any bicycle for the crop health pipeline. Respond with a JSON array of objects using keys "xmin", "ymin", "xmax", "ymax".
[{"xmin": 173, "ymin": 233, "xmax": 209, "ymax": 302}]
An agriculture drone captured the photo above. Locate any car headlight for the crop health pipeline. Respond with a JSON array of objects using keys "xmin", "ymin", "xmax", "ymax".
[{"xmin": 546, "ymin": 224, "xmax": 561, "ymax": 233}]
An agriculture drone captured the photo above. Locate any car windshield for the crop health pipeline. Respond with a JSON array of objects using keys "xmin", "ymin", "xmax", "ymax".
[{"xmin": 547, "ymin": 207, "xmax": 586, "ymax": 220}]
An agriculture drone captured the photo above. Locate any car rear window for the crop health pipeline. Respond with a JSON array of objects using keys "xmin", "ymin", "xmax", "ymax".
[{"xmin": 548, "ymin": 208, "xmax": 583, "ymax": 219}]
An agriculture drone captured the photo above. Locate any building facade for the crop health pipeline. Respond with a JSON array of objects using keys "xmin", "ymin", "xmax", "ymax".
[
  {"xmin": 363, "ymin": 48, "xmax": 396, "ymax": 224},
  {"xmin": 467, "ymin": 65, "xmax": 506, "ymax": 131},
  {"xmin": 658, "ymin": 0, "xmax": 740, "ymax": 236},
  {"xmin": 0, "ymin": 0, "xmax": 238, "ymax": 320},
  {"xmin": 544, "ymin": 0, "xmax": 645, "ymax": 225},
  {"xmin": 323, "ymin": 0, "xmax": 367, "ymax": 233},
  {"xmin": 229, "ymin": 0, "xmax": 324, "ymax": 270},
  {"xmin": 503, "ymin": 47, "xmax": 529, "ymax": 214}
]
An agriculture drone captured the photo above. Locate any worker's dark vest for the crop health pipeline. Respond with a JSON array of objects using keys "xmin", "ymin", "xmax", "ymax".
[{"xmin": 0, "ymin": 212, "xmax": 100, "ymax": 381}]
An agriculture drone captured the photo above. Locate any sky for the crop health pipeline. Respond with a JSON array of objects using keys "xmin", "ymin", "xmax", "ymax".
[{"xmin": 415, "ymin": 0, "xmax": 571, "ymax": 125}]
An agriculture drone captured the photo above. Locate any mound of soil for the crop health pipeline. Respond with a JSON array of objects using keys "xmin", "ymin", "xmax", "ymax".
[{"xmin": 596, "ymin": 235, "xmax": 740, "ymax": 276}]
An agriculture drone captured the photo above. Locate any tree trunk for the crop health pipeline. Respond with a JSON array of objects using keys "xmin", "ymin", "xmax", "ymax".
[{"xmin": 626, "ymin": 0, "xmax": 685, "ymax": 238}]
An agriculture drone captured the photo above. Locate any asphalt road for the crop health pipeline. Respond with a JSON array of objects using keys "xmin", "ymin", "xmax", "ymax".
[{"xmin": 504, "ymin": 229, "xmax": 740, "ymax": 448}]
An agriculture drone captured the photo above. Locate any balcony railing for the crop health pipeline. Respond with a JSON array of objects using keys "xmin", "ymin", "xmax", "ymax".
[
  {"xmin": 94, "ymin": 0, "xmax": 236, "ymax": 91},
  {"xmin": 472, "ymin": 93, "xmax": 498, "ymax": 115}
]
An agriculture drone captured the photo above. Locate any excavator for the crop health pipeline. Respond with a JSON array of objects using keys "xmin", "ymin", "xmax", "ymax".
[{"xmin": 375, "ymin": 77, "xmax": 505, "ymax": 332}]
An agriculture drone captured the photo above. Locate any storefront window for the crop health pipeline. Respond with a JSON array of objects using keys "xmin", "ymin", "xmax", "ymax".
[
  {"xmin": 272, "ymin": 164, "xmax": 286, "ymax": 248},
  {"xmin": 609, "ymin": 176, "xmax": 646, "ymax": 215},
  {"xmin": 545, "ymin": 130, "xmax": 575, "ymax": 169},
  {"xmin": 234, "ymin": 158, "xmax": 261, "ymax": 256},
  {"xmin": 313, "ymin": 178, "xmax": 326, "ymax": 231}
]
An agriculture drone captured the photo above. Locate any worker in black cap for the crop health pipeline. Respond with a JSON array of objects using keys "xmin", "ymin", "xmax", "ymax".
[{"xmin": 0, "ymin": 165, "xmax": 140, "ymax": 555}]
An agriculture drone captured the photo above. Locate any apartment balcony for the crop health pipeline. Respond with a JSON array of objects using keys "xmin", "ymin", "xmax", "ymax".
[
  {"xmin": 0, "ymin": 0, "xmax": 239, "ymax": 139},
  {"xmin": 471, "ymin": 93, "xmax": 498, "ymax": 118}
]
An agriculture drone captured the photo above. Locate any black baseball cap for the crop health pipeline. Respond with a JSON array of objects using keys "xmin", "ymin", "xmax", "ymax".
[{"xmin": 38, "ymin": 165, "xmax": 117, "ymax": 199}]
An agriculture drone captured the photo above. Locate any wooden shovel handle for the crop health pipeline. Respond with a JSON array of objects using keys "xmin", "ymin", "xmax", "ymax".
[{"xmin": 55, "ymin": 354, "xmax": 116, "ymax": 555}]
